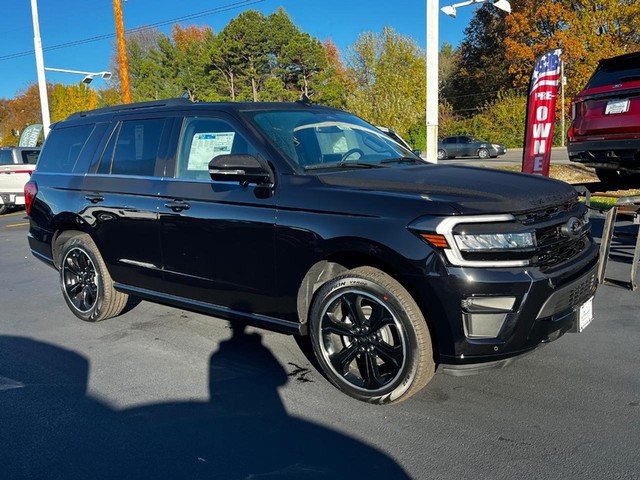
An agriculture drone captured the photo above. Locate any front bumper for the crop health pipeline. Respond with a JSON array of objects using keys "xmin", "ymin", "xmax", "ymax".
[{"xmin": 409, "ymin": 242, "xmax": 599, "ymax": 367}]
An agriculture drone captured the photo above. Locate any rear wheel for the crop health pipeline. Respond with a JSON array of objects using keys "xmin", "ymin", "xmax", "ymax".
[
  {"xmin": 437, "ymin": 149, "xmax": 446, "ymax": 160},
  {"xmin": 309, "ymin": 266, "xmax": 435, "ymax": 404},
  {"xmin": 0, "ymin": 205, "xmax": 8, "ymax": 215},
  {"xmin": 59, "ymin": 233, "xmax": 128, "ymax": 322}
]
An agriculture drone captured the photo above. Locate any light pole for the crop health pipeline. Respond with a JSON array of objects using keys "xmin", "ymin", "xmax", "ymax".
[
  {"xmin": 30, "ymin": 0, "xmax": 50, "ymax": 138},
  {"xmin": 425, "ymin": 0, "xmax": 511, "ymax": 163}
]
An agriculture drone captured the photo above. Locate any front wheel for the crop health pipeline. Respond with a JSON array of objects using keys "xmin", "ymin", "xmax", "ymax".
[
  {"xmin": 0, "ymin": 205, "xmax": 8, "ymax": 215},
  {"xmin": 59, "ymin": 233, "xmax": 128, "ymax": 322},
  {"xmin": 309, "ymin": 266, "xmax": 435, "ymax": 404},
  {"xmin": 437, "ymin": 149, "xmax": 446, "ymax": 160},
  {"xmin": 477, "ymin": 148, "xmax": 490, "ymax": 159}
]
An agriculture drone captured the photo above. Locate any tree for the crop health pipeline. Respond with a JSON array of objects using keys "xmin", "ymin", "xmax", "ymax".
[
  {"xmin": 505, "ymin": 0, "xmax": 640, "ymax": 101},
  {"xmin": 171, "ymin": 25, "xmax": 217, "ymax": 102},
  {"xmin": 49, "ymin": 83, "xmax": 99, "ymax": 122},
  {"xmin": 0, "ymin": 84, "xmax": 44, "ymax": 146},
  {"xmin": 346, "ymin": 28, "xmax": 425, "ymax": 139},
  {"xmin": 444, "ymin": 4, "xmax": 515, "ymax": 116},
  {"xmin": 282, "ymin": 32, "xmax": 327, "ymax": 98},
  {"xmin": 212, "ymin": 11, "xmax": 270, "ymax": 102},
  {"xmin": 313, "ymin": 39, "xmax": 351, "ymax": 108}
]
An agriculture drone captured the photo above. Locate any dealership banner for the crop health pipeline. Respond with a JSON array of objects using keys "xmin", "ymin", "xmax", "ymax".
[
  {"xmin": 18, "ymin": 124, "xmax": 43, "ymax": 147},
  {"xmin": 521, "ymin": 49, "xmax": 562, "ymax": 176}
]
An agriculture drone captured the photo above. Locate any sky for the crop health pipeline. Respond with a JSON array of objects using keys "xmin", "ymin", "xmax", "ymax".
[{"xmin": 0, "ymin": 0, "xmax": 476, "ymax": 100}]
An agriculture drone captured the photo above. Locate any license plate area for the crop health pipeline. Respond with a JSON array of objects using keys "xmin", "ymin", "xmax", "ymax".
[
  {"xmin": 605, "ymin": 98, "xmax": 630, "ymax": 115},
  {"xmin": 572, "ymin": 296, "xmax": 594, "ymax": 333}
]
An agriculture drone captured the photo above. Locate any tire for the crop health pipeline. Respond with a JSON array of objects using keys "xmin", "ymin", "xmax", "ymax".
[
  {"xmin": 595, "ymin": 168, "xmax": 640, "ymax": 188},
  {"xmin": 477, "ymin": 148, "xmax": 490, "ymax": 159},
  {"xmin": 0, "ymin": 205, "xmax": 8, "ymax": 215},
  {"xmin": 595, "ymin": 168, "xmax": 620, "ymax": 185},
  {"xmin": 59, "ymin": 233, "xmax": 128, "ymax": 322},
  {"xmin": 308, "ymin": 266, "xmax": 435, "ymax": 404},
  {"xmin": 437, "ymin": 149, "xmax": 447, "ymax": 160}
]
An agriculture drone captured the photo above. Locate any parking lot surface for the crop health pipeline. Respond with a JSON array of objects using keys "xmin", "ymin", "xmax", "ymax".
[{"xmin": 1, "ymin": 209, "xmax": 639, "ymax": 479}]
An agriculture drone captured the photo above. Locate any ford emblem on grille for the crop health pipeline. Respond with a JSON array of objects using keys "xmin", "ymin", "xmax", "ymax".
[{"xmin": 561, "ymin": 217, "xmax": 584, "ymax": 238}]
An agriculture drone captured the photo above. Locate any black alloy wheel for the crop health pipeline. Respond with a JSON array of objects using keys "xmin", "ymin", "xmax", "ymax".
[
  {"xmin": 62, "ymin": 247, "xmax": 99, "ymax": 313},
  {"xmin": 309, "ymin": 266, "xmax": 435, "ymax": 404},
  {"xmin": 59, "ymin": 233, "xmax": 128, "ymax": 322}
]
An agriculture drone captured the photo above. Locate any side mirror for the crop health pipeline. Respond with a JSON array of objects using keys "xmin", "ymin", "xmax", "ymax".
[
  {"xmin": 208, "ymin": 154, "xmax": 272, "ymax": 186},
  {"xmin": 413, "ymin": 149, "xmax": 422, "ymax": 157}
]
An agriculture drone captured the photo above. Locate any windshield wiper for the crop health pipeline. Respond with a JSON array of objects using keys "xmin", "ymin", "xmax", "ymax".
[
  {"xmin": 380, "ymin": 156, "xmax": 425, "ymax": 165},
  {"xmin": 303, "ymin": 161, "xmax": 387, "ymax": 171}
]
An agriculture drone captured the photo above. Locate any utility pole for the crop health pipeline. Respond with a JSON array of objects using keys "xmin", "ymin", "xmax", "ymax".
[{"xmin": 113, "ymin": 0, "xmax": 132, "ymax": 104}]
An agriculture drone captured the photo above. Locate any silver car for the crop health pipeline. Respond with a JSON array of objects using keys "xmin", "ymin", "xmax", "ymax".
[{"xmin": 437, "ymin": 135, "xmax": 506, "ymax": 160}]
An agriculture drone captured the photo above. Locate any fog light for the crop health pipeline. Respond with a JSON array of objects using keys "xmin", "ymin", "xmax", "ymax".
[
  {"xmin": 464, "ymin": 313, "xmax": 508, "ymax": 339},
  {"xmin": 461, "ymin": 296, "xmax": 515, "ymax": 339},
  {"xmin": 462, "ymin": 296, "xmax": 516, "ymax": 312}
]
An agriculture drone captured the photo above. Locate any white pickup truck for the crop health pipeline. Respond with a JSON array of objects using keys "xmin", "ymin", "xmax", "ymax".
[{"xmin": 0, "ymin": 147, "xmax": 40, "ymax": 214}]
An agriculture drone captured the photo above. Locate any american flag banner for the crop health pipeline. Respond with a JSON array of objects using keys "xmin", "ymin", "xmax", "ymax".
[{"xmin": 521, "ymin": 49, "xmax": 562, "ymax": 176}]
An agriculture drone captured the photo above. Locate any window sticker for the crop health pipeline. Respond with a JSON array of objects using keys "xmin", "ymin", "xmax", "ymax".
[{"xmin": 187, "ymin": 132, "xmax": 235, "ymax": 170}]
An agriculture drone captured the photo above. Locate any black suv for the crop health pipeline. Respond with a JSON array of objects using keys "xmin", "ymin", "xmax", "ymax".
[{"xmin": 26, "ymin": 99, "xmax": 598, "ymax": 404}]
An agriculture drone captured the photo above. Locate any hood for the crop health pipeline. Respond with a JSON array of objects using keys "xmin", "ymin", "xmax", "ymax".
[{"xmin": 316, "ymin": 164, "xmax": 577, "ymax": 214}]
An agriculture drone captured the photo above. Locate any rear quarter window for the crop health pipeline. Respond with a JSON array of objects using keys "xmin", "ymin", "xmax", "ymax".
[{"xmin": 36, "ymin": 124, "xmax": 95, "ymax": 173}]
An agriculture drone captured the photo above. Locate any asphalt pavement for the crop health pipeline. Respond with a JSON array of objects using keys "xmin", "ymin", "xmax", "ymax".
[{"xmin": 0, "ymin": 208, "xmax": 639, "ymax": 480}]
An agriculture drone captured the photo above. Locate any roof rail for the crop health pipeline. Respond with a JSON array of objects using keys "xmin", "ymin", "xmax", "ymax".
[{"xmin": 67, "ymin": 98, "xmax": 194, "ymax": 120}]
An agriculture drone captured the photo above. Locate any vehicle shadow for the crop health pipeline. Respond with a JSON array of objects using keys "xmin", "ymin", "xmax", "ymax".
[{"xmin": 0, "ymin": 331, "xmax": 409, "ymax": 480}]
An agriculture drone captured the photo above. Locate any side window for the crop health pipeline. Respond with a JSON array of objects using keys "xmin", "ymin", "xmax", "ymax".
[
  {"xmin": 108, "ymin": 119, "xmax": 165, "ymax": 177},
  {"xmin": 36, "ymin": 124, "xmax": 95, "ymax": 173},
  {"xmin": 21, "ymin": 150, "xmax": 40, "ymax": 164},
  {"xmin": 175, "ymin": 117, "xmax": 257, "ymax": 180}
]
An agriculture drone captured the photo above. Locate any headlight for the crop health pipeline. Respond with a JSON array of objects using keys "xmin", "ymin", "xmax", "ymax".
[
  {"xmin": 455, "ymin": 232, "xmax": 536, "ymax": 251},
  {"xmin": 409, "ymin": 214, "xmax": 538, "ymax": 267}
]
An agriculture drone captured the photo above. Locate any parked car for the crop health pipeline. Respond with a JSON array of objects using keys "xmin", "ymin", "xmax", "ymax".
[
  {"xmin": 567, "ymin": 51, "xmax": 640, "ymax": 186},
  {"xmin": 26, "ymin": 99, "xmax": 597, "ymax": 404},
  {"xmin": 0, "ymin": 146, "xmax": 40, "ymax": 214},
  {"xmin": 437, "ymin": 135, "xmax": 506, "ymax": 160}
]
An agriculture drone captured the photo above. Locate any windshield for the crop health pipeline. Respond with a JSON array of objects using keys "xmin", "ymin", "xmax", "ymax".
[{"xmin": 246, "ymin": 109, "xmax": 422, "ymax": 171}]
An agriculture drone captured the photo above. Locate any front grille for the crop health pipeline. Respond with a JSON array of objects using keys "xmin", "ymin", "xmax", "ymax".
[
  {"xmin": 526, "ymin": 202, "xmax": 591, "ymax": 271},
  {"xmin": 535, "ymin": 226, "xmax": 590, "ymax": 270}
]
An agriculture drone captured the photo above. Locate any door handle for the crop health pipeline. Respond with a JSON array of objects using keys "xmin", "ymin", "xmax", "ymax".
[
  {"xmin": 85, "ymin": 194, "xmax": 104, "ymax": 203},
  {"xmin": 164, "ymin": 200, "xmax": 191, "ymax": 212}
]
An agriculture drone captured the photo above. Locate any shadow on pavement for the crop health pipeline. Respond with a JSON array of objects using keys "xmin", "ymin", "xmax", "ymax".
[{"xmin": 0, "ymin": 328, "xmax": 409, "ymax": 480}]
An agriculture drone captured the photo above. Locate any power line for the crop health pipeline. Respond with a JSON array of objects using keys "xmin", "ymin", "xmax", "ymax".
[{"xmin": 0, "ymin": 0, "xmax": 264, "ymax": 63}]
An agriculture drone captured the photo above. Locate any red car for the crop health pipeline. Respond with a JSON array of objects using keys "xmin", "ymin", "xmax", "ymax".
[{"xmin": 568, "ymin": 51, "xmax": 640, "ymax": 186}]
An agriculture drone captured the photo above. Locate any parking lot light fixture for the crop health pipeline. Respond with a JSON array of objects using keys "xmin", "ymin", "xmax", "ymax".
[
  {"xmin": 441, "ymin": 0, "xmax": 511, "ymax": 18},
  {"xmin": 44, "ymin": 68, "xmax": 113, "ymax": 85}
]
